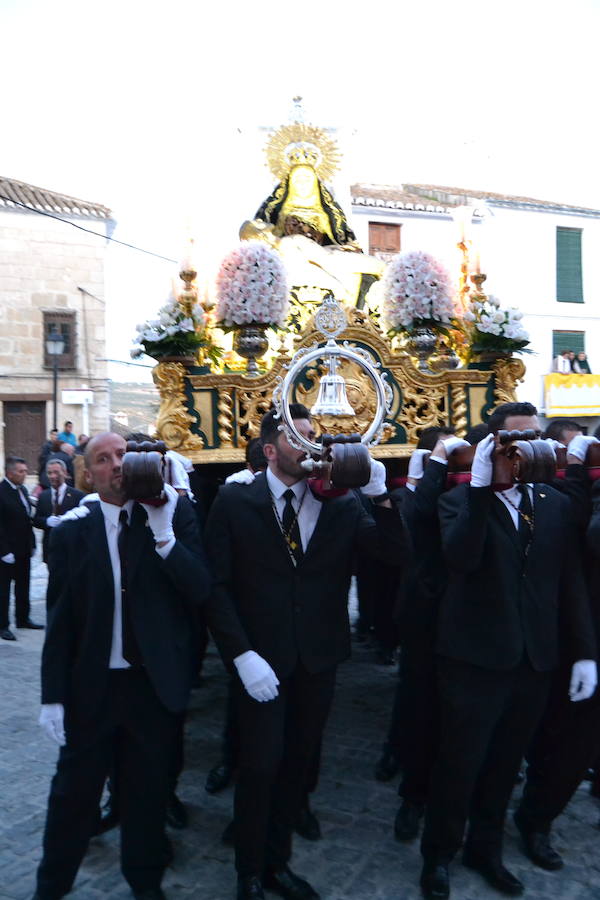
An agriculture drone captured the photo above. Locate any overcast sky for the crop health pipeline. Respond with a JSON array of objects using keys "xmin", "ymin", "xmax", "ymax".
[{"xmin": 2, "ymin": 0, "xmax": 599, "ymax": 380}]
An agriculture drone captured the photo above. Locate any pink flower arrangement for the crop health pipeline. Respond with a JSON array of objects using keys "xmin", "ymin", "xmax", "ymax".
[
  {"xmin": 382, "ymin": 251, "xmax": 456, "ymax": 332},
  {"xmin": 215, "ymin": 241, "xmax": 289, "ymax": 329}
]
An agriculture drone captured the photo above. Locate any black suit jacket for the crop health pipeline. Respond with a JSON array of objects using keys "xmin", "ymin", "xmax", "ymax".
[
  {"xmin": 205, "ymin": 472, "xmax": 407, "ymax": 678},
  {"xmin": 0, "ymin": 479, "xmax": 35, "ymax": 559},
  {"xmin": 41, "ymin": 497, "xmax": 211, "ymax": 720},
  {"xmin": 33, "ymin": 486, "xmax": 86, "ymax": 563},
  {"xmin": 436, "ymin": 483, "xmax": 596, "ymax": 672}
]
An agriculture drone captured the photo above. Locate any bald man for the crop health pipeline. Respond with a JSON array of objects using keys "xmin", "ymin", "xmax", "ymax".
[{"xmin": 34, "ymin": 433, "xmax": 210, "ymax": 900}]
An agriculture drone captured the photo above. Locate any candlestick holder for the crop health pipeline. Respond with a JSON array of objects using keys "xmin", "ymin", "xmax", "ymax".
[
  {"xmin": 457, "ymin": 239, "xmax": 471, "ymax": 311},
  {"xmin": 469, "ymin": 272, "xmax": 487, "ymax": 299}
]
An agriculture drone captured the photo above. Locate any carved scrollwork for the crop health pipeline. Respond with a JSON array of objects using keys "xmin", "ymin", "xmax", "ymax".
[
  {"xmin": 153, "ymin": 363, "xmax": 204, "ymax": 452},
  {"xmin": 238, "ymin": 390, "xmax": 272, "ymax": 441},
  {"xmin": 493, "ymin": 357, "xmax": 526, "ymax": 406},
  {"xmin": 398, "ymin": 383, "xmax": 447, "ymax": 445}
]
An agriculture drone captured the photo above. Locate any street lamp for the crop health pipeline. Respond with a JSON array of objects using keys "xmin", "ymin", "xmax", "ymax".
[{"xmin": 46, "ymin": 331, "xmax": 65, "ymax": 430}]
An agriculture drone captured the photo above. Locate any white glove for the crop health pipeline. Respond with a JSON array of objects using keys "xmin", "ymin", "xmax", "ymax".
[
  {"xmin": 39, "ymin": 703, "xmax": 66, "ymax": 745},
  {"xmin": 544, "ymin": 437, "xmax": 565, "ymax": 452},
  {"xmin": 407, "ymin": 449, "xmax": 431, "ymax": 480},
  {"xmin": 46, "ymin": 515, "xmax": 62, "ymax": 528},
  {"xmin": 569, "ymin": 659, "xmax": 598, "ymax": 702},
  {"xmin": 362, "ymin": 459, "xmax": 387, "ymax": 497},
  {"xmin": 470, "ymin": 432, "xmax": 495, "ymax": 487},
  {"xmin": 225, "ymin": 469, "xmax": 256, "ymax": 485},
  {"xmin": 567, "ymin": 434, "xmax": 599, "ymax": 462},
  {"xmin": 141, "ymin": 482, "xmax": 178, "ymax": 543},
  {"xmin": 441, "ymin": 436, "xmax": 470, "ymax": 456},
  {"xmin": 234, "ymin": 650, "xmax": 279, "ymax": 702},
  {"xmin": 1, "ymin": 553, "xmax": 15, "ymax": 564},
  {"xmin": 59, "ymin": 506, "xmax": 91, "ymax": 523}
]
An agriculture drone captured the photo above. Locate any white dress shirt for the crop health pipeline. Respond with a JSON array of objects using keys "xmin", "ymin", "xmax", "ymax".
[
  {"xmin": 265, "ymin": 469, "xmax": 322, "ymax": 552},
  {"xmin": 100, "ymin": 499, "xmax": 175, "ymax": 668},
  {"xmin": 51, "ymin": 483, "xmax": 67, "ymax": 510},
  {"xmin": 495, "ymin": 483, "xmax": 534, "ymax": 530}
]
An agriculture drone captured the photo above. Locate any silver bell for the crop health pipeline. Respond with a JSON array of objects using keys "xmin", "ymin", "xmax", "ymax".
[{"xmin": 310, "ymin": 355, "xmax": 355, "ymax": 417}]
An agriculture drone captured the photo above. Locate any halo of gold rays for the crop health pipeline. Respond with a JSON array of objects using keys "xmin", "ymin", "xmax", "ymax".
[{"xmin": 265, "ymin": 122, "xmax": 342, "ymax": 183}]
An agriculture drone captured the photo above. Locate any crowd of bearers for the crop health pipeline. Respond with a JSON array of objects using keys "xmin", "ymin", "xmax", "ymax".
[{"xmin": 6, "ymin": 397, "xmax": 600, "ymax": 900}]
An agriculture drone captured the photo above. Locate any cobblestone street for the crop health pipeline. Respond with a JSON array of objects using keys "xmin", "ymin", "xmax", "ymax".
[{"xmin": 1, "ymin": 551, "xmax": 600, "ymax": 899}]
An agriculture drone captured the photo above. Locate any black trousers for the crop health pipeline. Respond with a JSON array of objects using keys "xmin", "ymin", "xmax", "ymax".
[
  {"xmin": 233, "ymin": 663, "xmax": 336, "ymax": 878},
  {"xmin": 0, "ymin": 554, "xmax": 31, "ymax": 628},
  {"xmin": 517, "ymin": 663, "xmax": 600, "ymax": 833},
  {"xmin": 421, "ymin": 656, "xmax": 552, "ymax": 864},
  {"xmin": 398, "ymin": 632, "xmax": 439, "ymax": 806},
  {"xmin": 36, "ymin": 670, "xmax": 178, "ymax": 899}
]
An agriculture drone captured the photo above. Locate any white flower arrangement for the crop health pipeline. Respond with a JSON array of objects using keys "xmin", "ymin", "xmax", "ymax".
[
  {"xmin": 130, "ymin": 294, "xmax": 211, "ymax": 361},
  {"xmin": 381, "ymin": 251, "xmax": 456, "ymax": 333},
  {"xmin": 466, "ymin": 295, "xmax": 530, "ymax": 353},
  {"xmin": 215, "ymin": 240, "xmax": 289, "ymax": 329}
]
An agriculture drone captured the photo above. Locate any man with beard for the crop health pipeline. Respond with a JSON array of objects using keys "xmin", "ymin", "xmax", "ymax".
[{"xmin": 205, "ymin": 404, "xmax": 406, "ymax": 900}]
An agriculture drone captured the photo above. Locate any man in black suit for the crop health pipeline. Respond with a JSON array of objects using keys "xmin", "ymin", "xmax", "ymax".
[
  {"xmin": 206, "ymin": 404, "xmax": 406, "ymax": 900},
  {"xmin": 0, "ymin": 456, "xmax": 42, "ymax": 639},
  {"xmin": 419, "ymin": 402, "xmax": 598, "ymax": 900},
  {"xmin": 33, "ymin": 459, "xmax": 85, "ymax": 564},
  {"xmin": 33, "ymin": 432, "xmax": 210, "ymax": 900}
]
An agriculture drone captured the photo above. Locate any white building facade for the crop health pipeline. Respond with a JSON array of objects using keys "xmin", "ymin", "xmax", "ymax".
[{"xmin": 351, "ymin": 183, "xmax": 600, "ymax": 429}]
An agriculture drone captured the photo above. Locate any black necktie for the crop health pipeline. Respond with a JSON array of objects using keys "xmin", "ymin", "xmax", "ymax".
[
  {"xmin": 283, "ymin": 489, "xmax": 303, "ymax": 565},
  {"xmin": 52, "ymin": 489, "xmax": 59, "ymax": 516},
  {"xmin": 518, "ymin": 485, "xmax": 533, "ymax": 554},
  {"xmin": 118, "ymin": 509, "xmax": 142, "ymax": 666}
]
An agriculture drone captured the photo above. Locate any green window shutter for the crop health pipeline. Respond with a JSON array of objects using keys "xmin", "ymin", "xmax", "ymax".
[
  {"xmin": 556, "ymin": 227, "xmax": 583, "ymax": 302},
  {"xmin": 552, "ymin": 330, "xmax": 585, "ymax": 357}
]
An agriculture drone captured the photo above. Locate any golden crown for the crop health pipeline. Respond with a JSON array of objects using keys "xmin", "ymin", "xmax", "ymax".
[{"xmin": 265, "ymin": 122, "xmax": 341, "ymax": 183}]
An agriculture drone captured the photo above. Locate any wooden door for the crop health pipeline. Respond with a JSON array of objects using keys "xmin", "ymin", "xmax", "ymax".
[{"xmin": 3, "ymin": 402, "xmax": 46, "ymax": 471}]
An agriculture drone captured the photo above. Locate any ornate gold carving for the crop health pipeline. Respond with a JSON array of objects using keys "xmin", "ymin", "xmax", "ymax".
[
  {"xmin": 217, "ymin": 389, "xmax": 235, "ymax": 448},
  {"xmin": 493, "ymin": 357, "xmax": 526, "ymax": 405},
  {"xmin": 238, "ymin": 390, "xmax": 272, "ymax": 441},
  {"xmin": 153, "ymin": 363, "xmax": 204, "ymax": 452},
  {"xmin": 450, "ymin": 384, "xmax": 468, "ymax": 438},
  {"xmin": 398, "ymin": 382, "xmax": 447, "ymax": 445}
]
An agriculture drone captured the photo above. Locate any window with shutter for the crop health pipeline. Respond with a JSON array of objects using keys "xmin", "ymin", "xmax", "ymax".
[
  {"xmin": 556, "ymin": 227, "xmax": 583, "ymax": 302},
  {"xmin": 43, "ymin": 311, "xmax": 77, "ymax": 369},
  {"xmin": 369, "ymin": 222, "xmax": 401, "ymax": 259},
  {"xmin": 552, "ymin": 330, "xmax": 585, "ymax": 357}
]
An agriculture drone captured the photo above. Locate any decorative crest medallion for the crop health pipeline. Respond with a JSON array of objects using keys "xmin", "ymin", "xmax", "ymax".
[{"xmin": 314, "ymin": 292, "xmax": 348, "ymax": 341}]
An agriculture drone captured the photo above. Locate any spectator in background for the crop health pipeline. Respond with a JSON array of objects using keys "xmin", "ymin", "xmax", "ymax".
[
  {"xmin": 573, "ymin": 352, "xmax": 592, "ymax": 374},
  {"xmin": 38, "ymin": 430, "xmax": 60, "ymax": 488},
  {"xmin": 57, "ymin": 421, "xmax": 77, "ymax": 447},
  {"xmin": 553, "ymin": 351, "xmax": 572, "ymax": 374},
  {"xmin": 0, "ymin": 457, "xmax": 42, "ymax": 640},
  {"xmin": 75, "ymin": 434, "xmax": 89, "ymax": 456},
  {"xmin": 33, "ymin": 460, "xmax": 85, "ymax": 565},
  {"xmin": 48, "ymin": 443, "xmax": 75, "ymax": 485}
]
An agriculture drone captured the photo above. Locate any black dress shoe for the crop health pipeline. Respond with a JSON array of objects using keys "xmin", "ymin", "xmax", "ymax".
[
  {"xmin": 205, "ymin": 762, "xmax": 234, "ymax": 794},
  {"xmin": 222, "ymin": 819, "xmax": 235, "ymax": 845},
  {"xmin": 132, "ymin": 889, "xmax": 166, "ymax": 900},
  {"xmin": 394, "ymin": 800, "xmax": 424, "ymax": 841},
  {"xmin": 0, "ymin": 627, "xmax": 16, "ymax": 641},
  {"xmin": 166, "ymin": 792, "xmax": 188, "ymax": 829},
  {"xmin": 374, "ymin": 746, "xmax": 401, "ymax": 781},
  {"xmin": 463, "ymin": 851, "xmax": 524, "ymax": 895},
  {"xmin": 420, "ymin": 863, "xmax": 449, "ymax": 899},
  {"xmin": 295, "ymin": 802, "xmax": 321, "ymax": 841},
  {"xmin": 16, "ymin": 619, "xmax": 44, "ymax": 629},
  {"xmin": 513, "ymin": 811, "xmax": 563, "ymax": 870},
  {"xmin": 264, "ymin": 865, "xmax": 320, "ymax": 899},
  {"xmin": 237, "ymin": 876, "xmax": 264, "ymax": 899}
]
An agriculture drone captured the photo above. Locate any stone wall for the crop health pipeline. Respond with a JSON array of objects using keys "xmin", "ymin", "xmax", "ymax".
[{"xmin": 0, "ymin": 207, "xmax": 110, "ymax": 465}]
